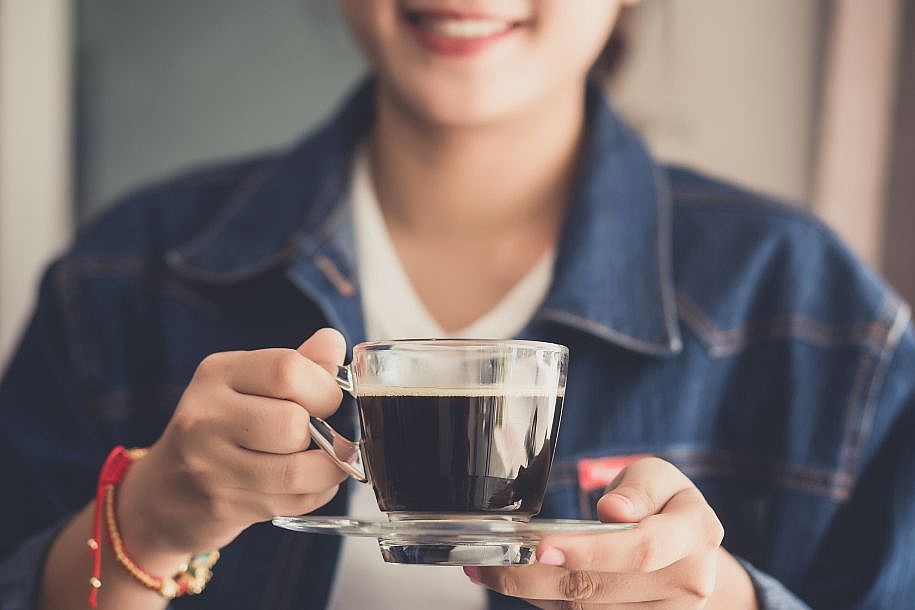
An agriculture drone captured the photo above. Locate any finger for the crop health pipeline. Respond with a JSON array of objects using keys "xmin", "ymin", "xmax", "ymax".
[
  {"xmin": 528, "ymin": 599, "xmax": 684, "ymax": 609},
  {"xmin": 598, "ymin": 457, "xmax": 694, "ymax": 523},
  {"xmin": 523, "ymin": 551, "xmax": 718, "ymax": 609},
  {"xmin": 654, "ymin": 549, "xmax": 719, "ymax": 606},
  {"xmin": 225, "ymin": 348, "xmax": 343, "ymax": 418},
  {"xmin": 227, "ymin": 448, "xmax": 349, "ymax": 494},
  {"xmin": 471, "ymin": 565, "xmax": 673, "ymax": 604},
  {"xmin": 296, "ymin": 327, "xmax": 347, "ymax": 372},
  {"xmin": 219, "ymin": 391, "xmax": 312, "ymax": 454},
  {"xmin": 537, "ymin": 487, "xmax": 718, "ymax": 573},
  {"xmin": 256, "ymin": 485, "xmax": 342, "ymax": 519}
]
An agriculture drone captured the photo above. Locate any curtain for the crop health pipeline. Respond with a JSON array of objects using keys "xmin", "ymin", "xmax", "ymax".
[
  {"xmin": 812, "ymin": 0, "xmax": 905, "ymax": 270},
  {"xmin": 883, "ymin": 1, "xmax": 915, "ymax": 306}
]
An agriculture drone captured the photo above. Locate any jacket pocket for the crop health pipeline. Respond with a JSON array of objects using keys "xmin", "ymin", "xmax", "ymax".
[{"xmin": 544, "ymin": 454, "xmax": 648, "ymax": 520}]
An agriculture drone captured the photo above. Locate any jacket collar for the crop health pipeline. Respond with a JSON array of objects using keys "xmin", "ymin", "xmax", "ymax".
[
  {"xmin": 534, "ymin": 85, "xmax": 682, "ymax": 355},
  {"xmin": 167, "ymin": 80, "xmax": 681, "ymax": 357},
  {"xmin": 165, "ymin": 81, "xmax": 374, "ymax": 283}
]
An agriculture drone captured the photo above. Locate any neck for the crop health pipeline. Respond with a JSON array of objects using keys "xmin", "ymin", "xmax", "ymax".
[{"xmin": 368, "ymin": 81, "xmax": 587, "ymax": 240}]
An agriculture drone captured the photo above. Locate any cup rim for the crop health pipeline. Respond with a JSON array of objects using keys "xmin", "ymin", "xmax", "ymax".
[{"xmin": 353, "ymin": 338, "xmax": 569, "ymax": 355}]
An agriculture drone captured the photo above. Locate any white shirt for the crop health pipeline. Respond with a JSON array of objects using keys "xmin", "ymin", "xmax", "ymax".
[{"xmin": 328, "ymin": 150, "xmax": 554, "ymax": 609}]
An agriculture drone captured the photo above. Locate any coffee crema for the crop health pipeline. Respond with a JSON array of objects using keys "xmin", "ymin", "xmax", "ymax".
[{"xmin": 357, "ymin": 388, "xmax": 563, "ymax": 516}]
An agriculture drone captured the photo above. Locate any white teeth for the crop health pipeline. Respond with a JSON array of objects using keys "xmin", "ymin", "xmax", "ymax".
[{"xmin": 419, "ymin": 17, "xmax": 511, "ymax": 38}]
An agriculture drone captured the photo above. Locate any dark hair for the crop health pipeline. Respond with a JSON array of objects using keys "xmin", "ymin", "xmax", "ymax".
[{"xmin": 590, "ymin": 14, "xmax": 629, "ymax": 80}]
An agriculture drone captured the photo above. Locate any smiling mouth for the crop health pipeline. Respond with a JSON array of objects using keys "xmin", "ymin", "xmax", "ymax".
[{"xmin": 403, "ymin": 9, "xmax": 524, "ymax": 39}]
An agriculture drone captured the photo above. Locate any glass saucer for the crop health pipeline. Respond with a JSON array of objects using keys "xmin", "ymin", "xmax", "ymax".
[{"xmin": 272, "ymin": 516, "xmax": 636, "ymax": 566}]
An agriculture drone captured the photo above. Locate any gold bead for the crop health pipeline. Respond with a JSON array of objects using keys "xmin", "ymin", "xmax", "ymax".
[
  {"xmin": 87, "ymin": 538, "xmax": 99, "ymax": 551},
  {"xmin": 160, "ymin": 579, "xmax": 178, "ymax": 599},
  {"xmin": 90, "ymin": 577, "xmax": 102, "ymax": 589}
]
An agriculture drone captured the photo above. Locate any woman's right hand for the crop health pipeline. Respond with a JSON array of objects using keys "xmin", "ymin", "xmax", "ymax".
[{"xmin": 115, "ymin": 328, "xmax": 350, "ymax": 573}]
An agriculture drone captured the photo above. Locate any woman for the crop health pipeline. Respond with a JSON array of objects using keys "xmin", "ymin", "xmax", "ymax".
[{"xmin": 1, "ymin": 1, "xmax": 912, "ymax": 609}]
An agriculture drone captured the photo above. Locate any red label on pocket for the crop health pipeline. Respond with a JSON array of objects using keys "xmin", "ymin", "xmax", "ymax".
[{"xmin": 577, "ymin": 455, "xmax": 648, "ymax": 492}]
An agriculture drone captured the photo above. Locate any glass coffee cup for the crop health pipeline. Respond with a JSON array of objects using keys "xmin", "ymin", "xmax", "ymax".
[{"xmin": 309, "ymin": 339, "xmax": 568, "ymax": 522}]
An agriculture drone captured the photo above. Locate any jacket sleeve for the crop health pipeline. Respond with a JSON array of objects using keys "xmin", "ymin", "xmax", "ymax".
[
  {"xmin": 0, "ymin": 261, "xmax": 111, "ymax": 609},
  {"xmin": 798, "ymin": 317, "xmax": 915, "ymax": 608},
  {"xmin": 732, "ymin": 318, "xmax": 915, "ymax": 610},
  {"xmin": 735, "ymin": 558, "xmax": 811, "ymax": 609}
]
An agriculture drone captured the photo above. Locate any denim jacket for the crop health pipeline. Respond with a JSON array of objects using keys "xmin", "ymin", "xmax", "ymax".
[{"xmin": 1, "ymin": 81, "xmax": 913, "ymax": 610}]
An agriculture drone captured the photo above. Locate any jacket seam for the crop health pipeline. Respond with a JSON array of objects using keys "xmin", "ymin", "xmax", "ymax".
[
  {"xmin": 156, "ymin": 158, "xmax": 274, "ymax": 189},
  {"xmin": 60, "ymin": 255, "xmax": 223, "ymax": 313},
  {"xmin": 52, "ymin": 258, "xmax": 154, "ymax": 398},
  {"xmin": 837, "ymin": 298, "xmax": 911, "ymax": 484},
  {"xmin": 53, "ymin": 263, "xmax": 99, "ymax": 388},
  {"xmin": 170, "ymin": 164, "xmax": 278, "ymax": 261},
  {"xmin": 659, "ymin": 448, "xmax": 852, "ymax": 486},
  {"xmin": 675, "ymin": 291, "xmax": 883, "ymax": 356},
  {"xmin": 671, "ymin": 189, "xmax": 808, "ymax": 215},
  {"xmin": 296, "ymin": 193, "xmax": 352, "ymax": 263},
  {"xmin": 535, "ymin": 308, "xmax": 677, "ymax": 356},
  {"xmin": 51, "ymin": 258, "xmax": 221, "ymax": 420},
  {"xmin": 670, "ymin": 191, "xmax": 836, "ymax": 239},
  {"xmin": 551, "ymin": 449, "xmax": 852, "ymax": 500},
  {"xmin": 286, "ymin": 160, "xmax": 351, "ymax": 256},
  {"xmin": 159, "ymin": 277, "xmax": 223, "ymax": 314},
  {"xmin": 652, "ymin": 164, "xmax": 685, "ymax": 352},
  {"xmin": 169, "ymin": 240, "xmax": 302, "ymax": 284},
  {"xmin": 675, "ymin": 463, "xmax": 847, "ymax": 501},
  {"xmin": 167, "ymin": 160, "xmax": 349, "ymax": 284}
]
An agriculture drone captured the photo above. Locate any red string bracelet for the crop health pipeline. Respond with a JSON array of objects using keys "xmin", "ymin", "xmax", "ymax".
[
  {"xmin": 88, "ymin": 446, "xmax": 137, "ymax": 607},
  {"xmin": 88, "ymin": 446, "xmax": 218, "ymax": 607}
]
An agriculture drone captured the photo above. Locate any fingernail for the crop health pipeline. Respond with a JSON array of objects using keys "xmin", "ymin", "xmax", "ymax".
[
  {"xmin": 606, "ymin": 492, "xmax": 637, "ymax": 515},
  {"xmin": 538, "ymin": 547, "xmax": 566, "ymax": 566},
  {"xmin": 463, "ymin": 566, "xmax": 482, "ymax": 585}
]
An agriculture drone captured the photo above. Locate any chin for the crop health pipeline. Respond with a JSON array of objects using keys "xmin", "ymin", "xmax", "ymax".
[
  {"xmin": 409, "ymin": 89, "xmax": 512, "ymax": 126},
  {"xmin": 386, "ymin": 72, "xmax": 544, "ymax": 127}
]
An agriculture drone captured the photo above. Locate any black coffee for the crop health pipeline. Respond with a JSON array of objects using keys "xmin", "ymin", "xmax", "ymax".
[{"xmin": 358, "ymin": 391, "xmax": 563, "ymax": 515}]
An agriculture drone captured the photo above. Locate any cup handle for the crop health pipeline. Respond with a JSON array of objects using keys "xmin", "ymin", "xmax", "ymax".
[{"xmin": 307, "ymin": 364, "xmax": 368, "ymax": 483}]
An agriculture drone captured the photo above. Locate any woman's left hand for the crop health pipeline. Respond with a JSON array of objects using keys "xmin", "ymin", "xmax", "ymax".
[{"xmin": 465, "ymin": 457, "xmax": 758, "ymax": 609}]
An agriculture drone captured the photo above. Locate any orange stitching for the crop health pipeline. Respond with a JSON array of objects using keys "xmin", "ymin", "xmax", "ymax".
[
  {"xmin": 172, "ymin": 165, "xmax": 277, "ymax": 261},
  {"xmin": 169, "ymin": 152, "xmax": 351, "ymax": 283},
  {"xmin": 677, "ymin": 463, "xmax": 848, "ymax": 501},
  {"xmin": 536, "ymin": 308, "xmax": 677, "ymax": 356},
  {"xmin": 837, "ymin": 300, "xmax": 908, "ymax": 479},
  {"xmin": 675, "ymin": 292, "xmax": 881, "ymax": 356},
  {"xmin": 674, "ymin": 293, "xmax": 719, "ymax": 338},
  {"xmin": 313, "ymin": 255, "xmax": 356, "ymax": 297},
  {"xmin": 553, "ymin": 450, "xmax": 850, "ymax": 498},
  {"xmin": 159, "ymin": 279, "xmax": 221, "ymax": 314},
  {"xmin": 661, "ymin": 449, "xmax": 852, "ymax": 487}
]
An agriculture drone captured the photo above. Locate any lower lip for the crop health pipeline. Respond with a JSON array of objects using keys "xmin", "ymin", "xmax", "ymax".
[{"xmin": 404, "ymin": 18, "xmax": 518, "ymax": 57}]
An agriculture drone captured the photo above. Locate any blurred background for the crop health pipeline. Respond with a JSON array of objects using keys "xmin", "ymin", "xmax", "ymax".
[{"xmin": 0, "ymin": 0, "xmax": 913, "ymax": 365}]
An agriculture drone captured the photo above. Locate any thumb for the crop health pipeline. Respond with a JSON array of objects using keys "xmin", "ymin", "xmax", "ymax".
[
  {"xmin": 297, "ymin": 327, "xmax": 347, "ymax": 371},
  {"xmin": 595, "ymin": 457, "xmax": 691, "ymax": 523},
  {"xmin": 597, "ymin": 485, "xmax": 653, "ymax": 524}
]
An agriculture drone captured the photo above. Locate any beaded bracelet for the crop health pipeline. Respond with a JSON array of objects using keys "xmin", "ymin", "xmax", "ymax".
[{"xmin": 88, "ymin": 446, "xmax": 219, "ymax": 607}]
